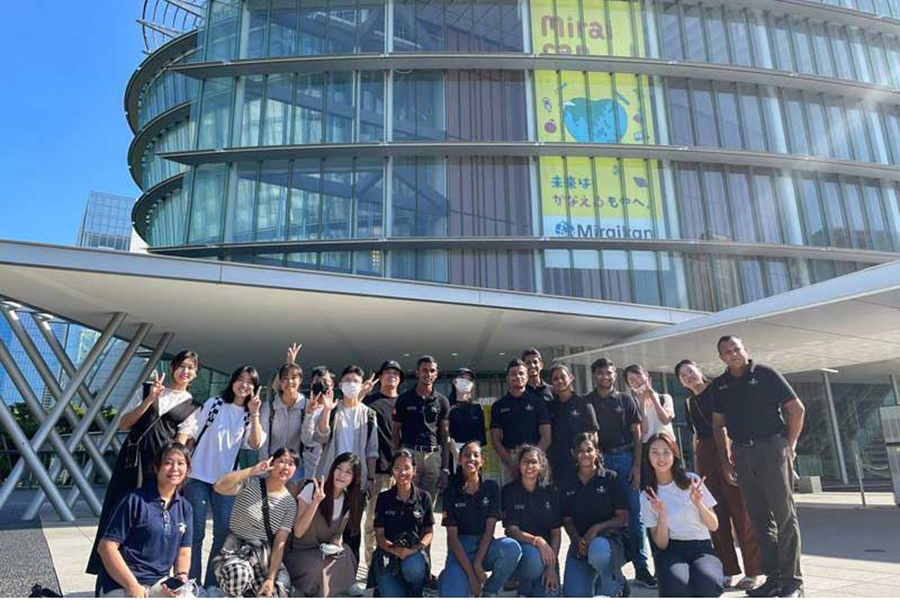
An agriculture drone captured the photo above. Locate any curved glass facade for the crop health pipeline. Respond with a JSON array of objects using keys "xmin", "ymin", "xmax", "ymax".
[{"xmin": 128, "ymin": 0, "xmax": 900, "ymax": 313}]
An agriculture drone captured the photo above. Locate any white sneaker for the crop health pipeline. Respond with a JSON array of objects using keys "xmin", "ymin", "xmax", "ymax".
[
  {"xmin": 723, "ymin": 575, "xmax": 739, "ymax": 588},
  {"xmin": 348, "ymin": 582, "xmax": 367, "ymax": 597},
  {"xmin": 737, "ymin": 575, "xmax": 763, "ymax": 591}
]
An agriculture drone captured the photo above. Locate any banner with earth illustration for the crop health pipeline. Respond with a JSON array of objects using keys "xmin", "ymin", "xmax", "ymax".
[{"xmin": 531, "ymin": 0, "xmax": 665, "ymax": 240}]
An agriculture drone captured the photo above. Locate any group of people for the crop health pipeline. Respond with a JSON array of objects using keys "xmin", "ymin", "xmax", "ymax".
[{"xmin": 85, "ymin": 335, "xmax": 805, "ymax": 598}]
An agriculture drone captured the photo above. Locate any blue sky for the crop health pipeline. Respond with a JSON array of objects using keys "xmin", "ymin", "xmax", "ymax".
[{"xmin": 0, "ymin": 2, "xmax": 148, "ymax": 245}]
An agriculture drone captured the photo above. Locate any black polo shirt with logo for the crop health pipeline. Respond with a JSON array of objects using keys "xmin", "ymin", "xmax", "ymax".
[
  {"xmin": 441, "ymin": 476, "xmax": 500, "ymax": 537},
  {"xmin": 526, "ymin": 382, "xmax": 555, "ymax": 403},
  {"xmin": 490, "ymin": 392, "xmax": 551, "ymax": 449},
  {"xmin": 559, "ymin": 469, "xmax": 627, "ymax": 537},
  {"xmin": 373, "ymin": 485, "xmax": 434, "ymax": 544},
  {"xmin": 548, "ymin": 395, "xmax": 599, "ymax": 474},
  {"xmin": 686, "ymin": 386, "xmax": 716, "ymax": 442},
  {"xmin": 448, "ymin": 402, "xmax": 487, "ymax": 446},
  {"xmin": 584, "ymin": 390, "xmax": 640, "ymax": 452},
  {"xmin": 712, "ymin": 361, "xmax": 797, "ymax": 443},
  {"xmin": 393, "ymin": 388, "xmax": 451, "ymax": 449},
  {"xmin": 501, "ymin": 480, "xmax": 561, "ymax": 543},
  {"xmin": 365, "ymin": 391, "xmax": 399, "ymax": 474}
]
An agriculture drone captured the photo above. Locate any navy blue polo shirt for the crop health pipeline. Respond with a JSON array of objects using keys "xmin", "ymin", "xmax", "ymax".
[
  {"xmin": 98, "ymin": 483, "xmax": 193, "ymax": 593},
  {"xmin": 490, "ymin": 392, "xmax": 551, "ymax": 449},
  {"xmin": 559, "ymin": 469, "xmax": 627, "ymax": 538},
  {"xmin": 501, "ymin": 479, "xmax": 561, "ymax": 543},
  {"xmin": 442, "ymin": 476, "xmax": 501, "ymax": 537},
  {"xmin": 393, "ymin": 388, "xmax": 451, "ymax": 449}
]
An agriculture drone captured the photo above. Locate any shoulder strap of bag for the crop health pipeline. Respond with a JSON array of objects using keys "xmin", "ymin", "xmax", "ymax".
[
  {"xmin": 259, "ymin": 477, "xmax": 276, "ymax": 546},
  {"xmin": 193, "ymin": 397, "xmax": 224, "ymax": 449}
]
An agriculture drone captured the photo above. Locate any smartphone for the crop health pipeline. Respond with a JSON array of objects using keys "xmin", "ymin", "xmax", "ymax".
[
  {"xmin": 311, "ymin": 381, "xmax": 325, "ymax": 396},
  {"xmin": 163, "ymin": 577, "xmax": 184, "ymax": 591}
]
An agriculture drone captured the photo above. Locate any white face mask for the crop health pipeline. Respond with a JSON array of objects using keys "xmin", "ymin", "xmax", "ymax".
[
  {"xmin": 341, "ymin": 382, "xmax": 362, "ymax": 398},
  {"xmin": 454, "ymin": 378, "xmax": 474, "ymax": 394}
]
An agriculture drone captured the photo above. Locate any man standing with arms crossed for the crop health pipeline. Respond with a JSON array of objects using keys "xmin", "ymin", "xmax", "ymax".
[{"xmin": 712, "ymin": 336, "xmax": 805, "ymax": 598}]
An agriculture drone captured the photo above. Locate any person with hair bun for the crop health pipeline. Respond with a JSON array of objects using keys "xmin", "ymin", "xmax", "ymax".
[
  {"xmin": 641, "ymin": 433, "xmax": 723, "ymax": 597},
  {"xmin": 96, "ymin": 442, "xmax": 194, "ymax": 597}
]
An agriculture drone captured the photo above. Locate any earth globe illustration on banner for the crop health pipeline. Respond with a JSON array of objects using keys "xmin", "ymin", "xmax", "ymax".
[{"xmin": 562, "ymin": 98, "xmax": 629, "ymax": 143}]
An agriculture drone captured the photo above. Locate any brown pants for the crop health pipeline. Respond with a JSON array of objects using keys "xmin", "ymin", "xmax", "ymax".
[{"xmin": 695, "ymin": 438, "xmax": 762, "ymax": 577}]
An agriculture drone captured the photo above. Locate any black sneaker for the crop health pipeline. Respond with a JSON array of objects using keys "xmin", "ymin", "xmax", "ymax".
[
  {"xmin": 634, "ymin": 568, "xmax": 657, "ymax": 589},
  {"xmin": 746, "ymin": 578, "xmax": 781, "ymax": 598},
  {"xmin": 780, "ymin": 583, "xmax": 805, "ymax": 598}
]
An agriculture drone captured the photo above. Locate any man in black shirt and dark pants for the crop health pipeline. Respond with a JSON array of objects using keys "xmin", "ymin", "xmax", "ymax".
[
  {"xmin": 490, "ymin": 359, "xmax": 551, "ymax": 485},
  {"xmin": 584, "ymin": 358, "xmax": 656, "ymax": 589},
  {"xmin": 712, "ymin": 336, "xmax": 805, "ymax": 598}
]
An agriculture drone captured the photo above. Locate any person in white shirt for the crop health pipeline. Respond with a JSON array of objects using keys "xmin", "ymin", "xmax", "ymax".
[
  {"xmin": 185, "ymin": 366, "xmax": 266, "ymax": 588},
  {"xmin": 625, "ymin": 364, "xmax": 675, "ymax": 443},
  {"xmin": 641, "ymin": 433, "xmax": 724, "ymax": 598}
]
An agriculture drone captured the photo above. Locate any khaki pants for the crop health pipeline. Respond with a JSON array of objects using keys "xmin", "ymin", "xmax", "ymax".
[
  {"xmin": 408, "ymin": 447, "xmax": 442, "ymax": 506},
  {"xmin": 101, "ymin": 578, "xmax": 170, "ymax": 597},
  {"xmin": 364, "ymin": 472, "xmax": 394, "ymax": 566}
]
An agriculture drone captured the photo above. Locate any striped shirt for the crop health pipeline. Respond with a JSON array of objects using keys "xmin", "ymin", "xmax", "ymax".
[{"xmin": 229, "ymin": 478, "xmax": 297, "ymax": 543}]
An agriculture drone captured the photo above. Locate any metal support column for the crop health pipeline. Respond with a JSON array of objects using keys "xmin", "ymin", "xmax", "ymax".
[
  {"xmin": 0, "ymin": 306, "xmax": 113, "ymax": 480},
  {"xmin": 26, "ymin": 323, "xmax": 151, "ymax": 519},
  {"xmin": 0, "ymin": 312, "xmax": 125, "ymax": 515},
  {"xmin": 823, "ymin": 370, "xmax": 849, "ymax": 485},
  {"xmin": 0, "ymin": 338, "xmax": 105, "ymax": 515},
  {"xmin": 0, "ymin": 396, "xmax": 75, "ymax": 522},
  {"xmin": 34, "ymin": 313, "xmax": 123, "ymax": 454},
  {"xmin": 63, "ymin": 332, "xmax": 174, "ymax": 508}
]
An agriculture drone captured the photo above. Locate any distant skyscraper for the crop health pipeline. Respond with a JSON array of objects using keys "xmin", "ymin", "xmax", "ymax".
[{"xmin": 76, "ymin": 192, "xmax": 135, "ymax": 251}]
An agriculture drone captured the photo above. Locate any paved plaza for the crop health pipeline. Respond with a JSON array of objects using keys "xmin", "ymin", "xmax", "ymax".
[{"xmin": 0, "ymin": 490, "xmax": 896, "ymax": 598}]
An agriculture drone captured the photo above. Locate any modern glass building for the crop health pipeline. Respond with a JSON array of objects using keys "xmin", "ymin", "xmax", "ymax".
[{"xmin": 124, "ymin": 0, "xmax": 900, "ymax": 486}]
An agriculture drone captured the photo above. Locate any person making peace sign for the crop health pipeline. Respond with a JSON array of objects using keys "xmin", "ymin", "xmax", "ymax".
[{"xmin": 640, "ymin": 433, "xmax": 724, "ymax": 598}]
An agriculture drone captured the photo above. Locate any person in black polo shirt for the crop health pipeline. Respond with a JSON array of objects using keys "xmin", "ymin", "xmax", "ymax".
[
  {"xmin": 583, "ymin": 357, "xmax": 656, "ymax": 588},
  {"xmin": 490, "ymin": 359, "xmax": 552, "ymax": 486},
  {"xmin": 522, "ymin": 348, "xmax": 554, "ymax": 403},
  {"xmin": 547, "ymin": 363, "xmax": 598, "ymax": 478},
  {"xmin": 392, "ymin": 356, "xmax": 452, "ymax": 506},
  {"xmin": 447, "ymin": 368, "xmax": 487, "ymax": 467},
  {"xmin": 96, "ymin": 442, "xmax": 193, "ymax": 597},
  {"xmin": 363, "ymin": 359, "xmax": 404, "ymax": 566},
  {"xmin": 676, "ymin": 359, "xmax": 761, "ymax": 591},
  {"xmin": 438, "ymin": 441, "xmax": 522, "ymax": 596},
  {"xmin": 372, "ymin": 450, "xmax": 434, "ymax": 597},
  {"xmin": 711, "ymin": 336, "xmax": 805, "ymax": 599},
  {"xmin": 502, "ymin": 445, "xmax": 562, "ymax": 597},
  {"xmin": 560, "ymin": 433, "xmax": 628, "ymax": 597}
]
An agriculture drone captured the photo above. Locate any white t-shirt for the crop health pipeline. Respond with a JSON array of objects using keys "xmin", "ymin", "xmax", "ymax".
[
  {"xmin": 126, "ymin": 388, "xmax": 199, "ymax": 437},
  {"xmin": 299, "ymin": 482, "xmax": 344, "ymax": 521},
  {"xmin": 642, "ymin": 393, "xmax": 676, "ymax": 442},
  {"xmin": 190, "ymin": 397, "xmax": 266, "ymax": 484},
  {"xmin": 334, "ymin": 403, "xmax": 368, "ymax": 456},
  {"xmin": 641, "ymin": 473, "xmax": 717, "ymax": 541}
]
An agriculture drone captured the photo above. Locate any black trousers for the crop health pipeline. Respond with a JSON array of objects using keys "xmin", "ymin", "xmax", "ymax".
[{"xmin": 656, "ymin": 539, "xmax": 724, "ymax": 598}]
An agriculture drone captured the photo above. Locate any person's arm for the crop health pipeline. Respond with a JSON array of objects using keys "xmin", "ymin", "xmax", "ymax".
[
  {"xmin": 119, "ymin": 374, "xmax": 166, "ymax": 431},
  {"xmin": 301, "ymin": 403, "xmax": 320, "ymax": 447},
  {"xmin": 783, "ymin": 397, "xmax": 805, "ymax": 460},
  {"xmin": 214, "ymin": 460, "xmax": 272, "ymax": 496},
  {"xmin": 472, "ymin": 518, "xmax": 497, "ymax": 587},
  {"xmin": 439, "ymin": 419, "xmax": 451, "ymax": 471},
  {"xmin": 247, "ymin": 406, "xmax": 264, "ymax": 450},
  {"xmin": 582, "ymin": 509, "xmax": 629, "ymax": 548},
  {"xmin": 630, "ymin": 423, "xmax": 642, "ymax": 491},
  {"xmin": 650, "ymin": 393, "xmax": 675, "ymax": 425},
  {"xmin": 447, "ymin": 526, "xmax": 480, "ymax": 593},
  {"xmin": 562, "ymin": 516, "xmax": 583, "ymax": 556},
  {"xmin": 173, "ymin": 546, "xmax": 190, "ymax": 582},
  {"xmin": 712, "ymin": 412, "xmax": 738, "ymax": 486},
  {"xmin": 293, "ymin": 487, "xmax": 323, "ymax": 539},
  {"xmin": 419, "ymin": 526, "xmax": 434, "ymax": 548},
  {"xmin": 689, "ymin": 477, "xmax": 719, "ymax": 532},
  {"xmin": 98, "ymin": 539, "xmax": 147, "ymax": 597},
  {"xmin": 490, "ymin": 427, "xmax": 513, "ymax": 469},
  {"xmin": 537, "ymin": 423, "xmax": 552, "ymax": 453},
  {"xmin": 259, "ymin": 529, "xmax": 290, "ymax": 597}
]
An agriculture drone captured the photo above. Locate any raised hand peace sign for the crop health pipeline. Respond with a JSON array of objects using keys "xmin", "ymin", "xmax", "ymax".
[
  {"xmin": 248, "ymin": 387, "xmax": 262, "ymax": 416},
  {"xmin": 148, "ymin": 371, "xmax": 166, "ymax": 400},
  {"xmin": 689, "ymin": 476, "xmax": 707, "ymax": 506},
  {"xmin": 286, "ymin": 343, "xmax": 302, "ymax": 364},
  {"xmin": 644, "ymin": 487, "xmax": 666, "ymax": 518},
  {"xmin": 311, "ymin": 477, "xmax": 327, "ymax": 505},
  {"xmin": 250, "ymin": 457, "xmax": 275, "ymax": 477},
  {"xmin": 319, "ymin": 386, "xmax": 337, "ymax": 411},
  {"xmin": 360, "ymin": 372, "xmax": 379, "ymax": 399}
]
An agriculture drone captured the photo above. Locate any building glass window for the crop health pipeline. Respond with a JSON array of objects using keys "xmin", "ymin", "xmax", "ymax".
[
  {"xmin": 232, "ymin": 162, "xmax": 259, "ymax": 242},
  {"xmin": 293, "ymin": 73, "xmax": 325, "ymax": 144},
  {"xmin": 197, "ymin": 78, "xmax": 234, "ymax": 150},
  {"xmin": 288, "ymin": 158, "xmax": 322, "ymax": 240},
  {"xmin": 269, "ymin": 0, "xmax": 299, "ymax": 56},
  {"xmin": 188, "ymin": 164, "xmax": 228, "ymax": 243},
  {"xmin": 393, "ymin": 70, "xmax": 446, "ymax": 140},
  {"xmin": 256, "ymin": 160, "xmax": 290, "ymax": 241}
]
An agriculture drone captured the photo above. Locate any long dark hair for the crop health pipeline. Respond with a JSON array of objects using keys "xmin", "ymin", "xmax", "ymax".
[
  {"xmin": 643, "ymin": 433, "xmax": 691, "ymax": 491},
  {"xmin": 221, "ymin": 365, "xmax": 260, "ymax": 405},
  {"xmin": 573, "ymin": 431, "xmax": 604, "ymax": 473},
  {"xmin": 321, "ymin": 452, "xmax": 362, "ymax": 534},
  {"xmin": 153, "ymin": 442, "xmax": 192, "ymax": 492}
]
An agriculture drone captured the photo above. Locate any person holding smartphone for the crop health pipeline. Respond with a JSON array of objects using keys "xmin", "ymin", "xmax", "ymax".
[{"xmin": 96, "ymin": 443, "xmax": 193, "ymax": 597}]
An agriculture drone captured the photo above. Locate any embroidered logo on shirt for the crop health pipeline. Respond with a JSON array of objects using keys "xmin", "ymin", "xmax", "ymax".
[
  {"xmin": 413, "ymin": 509, "xmax": 424, "ymax": 519},
  {"xmin": 178, "ymin": 522, "xmax": 187, "ymax": 534},
  {"xmin": 614, "ymin": 405, "xmax": 623, "ymax": 413},
  {"xmin": 596, "ymin": 485, "xmax": 606, "ymax": 494},
  {"xmin": 524, "ymin": 404, "xmax": 534, "ymax": 412},
  {"xmin": 545, "ymin": 500, "xmax": 552, "ymax": 510},
  {"xmin": 481, "ymin": 496, "xmax": 491, "ymax": 507},
  {"xmin": 749, "ymin": 378, "xmax": 759, "ymax": 386},
  {"xmin": 514, "ymin": 503, "xmax": 526, "ymax": 510},
  {"xmin": 570, "ymin": 408, "xmax": 580, "ymax": 417}
]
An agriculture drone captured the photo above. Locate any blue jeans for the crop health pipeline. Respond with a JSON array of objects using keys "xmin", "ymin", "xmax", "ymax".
[
  {"xmin": 656, "ymin": 540, "xmax": 724, "ymax": 598},
  {"xmin": 375, "ymin": 551, "xmax": 429, "ymax": 597},
  {"xmin": 563, "ymin": 537, "xmax": 625, "ymax": 597},
  {"xmin": 604, "ymin": 450, "xmax": 649, "ymax": 571},
  {"xmin": 439, "ymin": 535, "xmax": 522, "ymax": 597},
  {"xmin": 516, "ymin": 543, "xmax": 560, "ymax": 597},
  {"xmin": 184, "ymin": 478, "xmax": 235, "ymax": 588}
]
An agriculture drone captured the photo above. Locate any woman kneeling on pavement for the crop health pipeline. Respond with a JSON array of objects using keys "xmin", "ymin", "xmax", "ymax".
[
  {"xmin": 439, "ymin": 441, "xmax": 521, "ymax": 597},
  {"xmin": 371, "ymin": 449, "xmax": 434, "ymax": 596},
  {"xmin": 97, "ymin": 442, "xmax": 193, "ymax": 597},
  {"xmin": 502, "ymin": 444, "xmax": 562, "ymax": 597},
  {"xmin": 641, "ymin": 433, "xmax": 724, "ymax": 598},
  {"xmin": 283, "ymin": 452, "xmax": 362, "ymax": 597},
  {"xmin": 210, "ymin": 449, "xmax": 298, "ymax": 597}
]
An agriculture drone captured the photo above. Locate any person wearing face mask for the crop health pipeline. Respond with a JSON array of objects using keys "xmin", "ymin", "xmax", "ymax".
[
  {"xmin": 363, "ymin": 360, "xmax": 405, "ymax": 567},
  {"xmin": 447, "ymin": 369, "xmax": 487, "ymax": 470},
  {"xmin": 624, "ymin": 364, "xmax": 675, "ymax": 444},
  {"xmin": 303, "ymin": 365, "xmax": 379, "ymax": 562}
]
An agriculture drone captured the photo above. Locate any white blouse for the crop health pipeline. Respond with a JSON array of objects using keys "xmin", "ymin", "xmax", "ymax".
[{"xmin": 641, "ymin": 473, "xmax": 717, "ymax": 541}]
